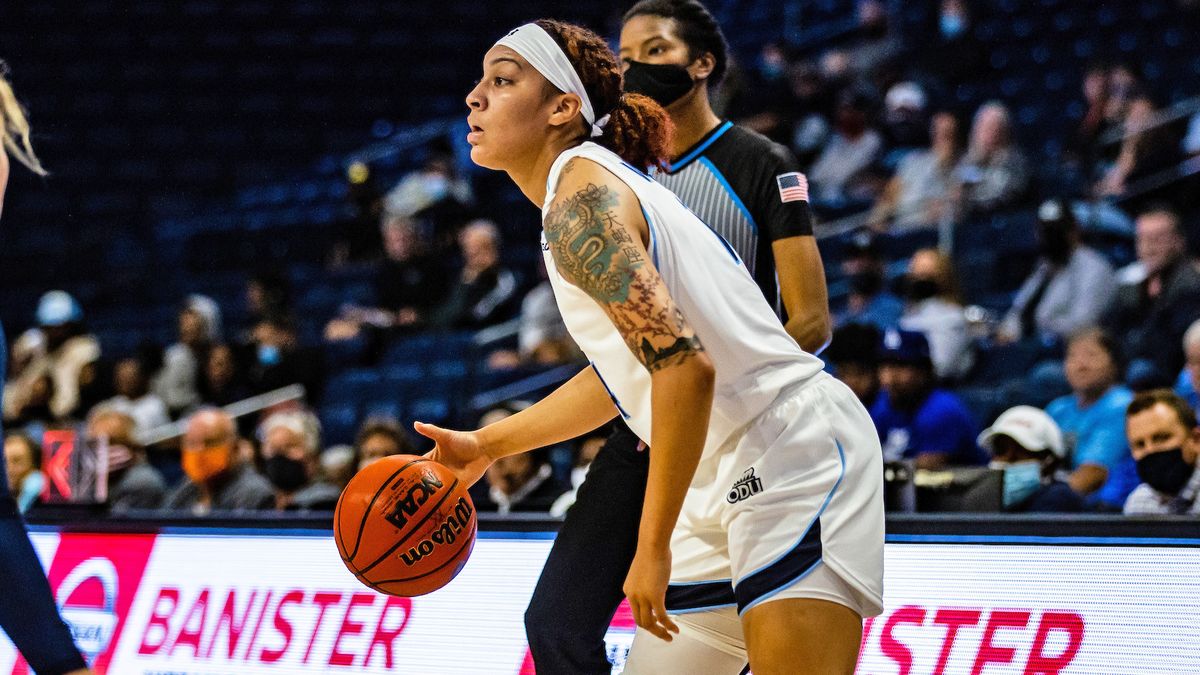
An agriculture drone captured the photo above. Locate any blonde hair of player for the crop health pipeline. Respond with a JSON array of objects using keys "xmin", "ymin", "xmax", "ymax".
[{"xmin": 0, "ymin": 61, "xmax": 48, "ymax": 177}]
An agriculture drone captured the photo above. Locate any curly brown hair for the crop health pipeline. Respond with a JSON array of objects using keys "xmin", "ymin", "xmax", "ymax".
[{"xmin": 534, "ymin": 19, "xmax": 673, "ymax": 170}]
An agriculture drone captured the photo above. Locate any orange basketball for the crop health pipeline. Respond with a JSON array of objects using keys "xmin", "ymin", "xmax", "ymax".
[{"xmin": 334, "ymin": 454, "xmax": 477, "ymax": 597}]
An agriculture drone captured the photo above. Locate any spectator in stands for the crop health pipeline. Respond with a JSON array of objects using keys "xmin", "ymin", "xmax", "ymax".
[
  {"xmin": 809, "ymin": 90, "xmax": 884, "ymax": 205},
  {"xmin": 1105, "ymin": 207, "xmax": 1200, "ymax": 386},
  {"xmin": 86, "ymin": 408, "xmax": 166, "ymax": 512},
  {"xmin": 4, "ymin": 433, "xmax": 44, "ymax": 513},
  {"xmin": 320, "ymin": 445, "xmax": 357, "ymax": 491},
  {"xmin": 99, "ymin": 357, "xmax": 170, "ymax": 438},
  {"xmin": 3, "ymin": 291, "xmax": 100, "ymax": 423},
  {"xmin": 952, "ymin": 101, "xmax": 1029, "ymax": 216},
  {"xmin": 163, "ymin": 408, "xmax": 273, "ymax": 514},
  {"xmin": 1184, "ymin": 111, "xmax": 1200, "ymax": 157},
  {"xmin": 325, "ymin": 214, "xmax": 446, "ymax": 341},
  {"xmin": 871, "ymin": 329, "xmax": 983, "ymax": 469},
  {"xmin": 924, "ymin": 0, "xmax": 986, "ymax": 88},
  {"xmin": 1176, "ymin": 318, "xmax": 1200, "ymax": 414},
  {"xmin": 1046, "ymin": 328, "xmax": 1139, "ymax": 510},
  {"xmin": 199, "ymin": 344, "xmax": 249, "ymax": 407},
  {"xmin": 382, "ymin": 147, "xmax": 473, "ymax": 220},
  {"xmin": 355, "ymin": 416, "xmax": 416, "ymax": 472},
  {"xmin": 243, "ymin": 270, "xmax": 292, "ymax": 338},
  {"xmin": 843, "ymin": 0, "xmax": 903, "ymax": 79},
  {"xmin": 1103, "ymin": 63, "xmax": 1143, "ymax": 134},
  {"xmin": 488, "ymin": 260, "xmax": 582, "ymax": 369},
  {"xmin": 470, "ymin": 405, "xmax": 568, "ymax": 514},
  {"xmin": 978, "ymin": 406, "xmax": 1083, "ymax": 512},
  {"xmin": 787, "ymin": 62, "xmax": 834, "ymax": 166},
  {"xmin": 2, "ymin": 329, "xmax": 44, "ymax": 419},
  {"xmin": 246, "ymin": 313, "xmax": 325, "ymax": 402},
  {"xmin": 433, "ymin": 219, "xmax": 520, "ymax": 330},
  {"xmin": 1123, "ymin": 388, "xmax": 1200, "ymax": 515},
  {"xmin": 836, "ymin": 233, "xmax": 903, "ymax": 330},
  {"xmin": 5, "ymin": 372, "xmax": 60, "ymax": 436},
  {"xmin": 725, "ymin": 43, "xmax": 794, "ymax": 144},
  {"xmin": 899, "ymin": 248, "xmax": 974, "ymax": 380},
  {"xmin": 1065, "ymin": 61, "xmax": 1116, "ymax": 168},
  {"xmin": 259, "ymin": 409, "xmax": 339, "ymax": 511},
  {"xmin": 1095, "ymin": 96, "xmax": 1184, "ymax": 203},
  {"xmin": 868, "ymin": 111, "xmax": 963, "ymax": 232},
  {"xmin": 997, "ymin": 199, "xmax": 1117, "ymax": 343},
  {"xmin": 824, "ymin": 322, "xmax": 882, "ymax": 407},
  {"xmin": 153, "ymin": 294, "xmax": 221, "ymax": 415},
  {"xmin": 880, "ymin": 81, "xmax": 929, "ymax": 150},
  {"xmin": 550, "ymin": 426, "xmax": 611, "ymax": 517}
]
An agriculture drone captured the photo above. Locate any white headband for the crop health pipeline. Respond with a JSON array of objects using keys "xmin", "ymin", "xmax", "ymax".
[{"xmin": 496, "ymin": 23, "xmax": 610, "ymax": 138}]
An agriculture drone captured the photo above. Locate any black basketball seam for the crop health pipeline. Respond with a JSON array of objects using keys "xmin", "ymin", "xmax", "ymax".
[
  {"xmin": 371, "ymin": 519, "xmax": 478, "ymax": 587},
  {"xmin": 356, "ymin": 476, "xmax": 463, "ymax": 576},
  {"xmin": 345, "ymin": 458, "xmax": 429, "ymax": 562}
]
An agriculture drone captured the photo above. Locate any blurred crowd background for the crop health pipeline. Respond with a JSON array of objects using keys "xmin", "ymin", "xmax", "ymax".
[{"xmin": 4, "ymin": 0, "xmax": 1200, "ymax": 519}]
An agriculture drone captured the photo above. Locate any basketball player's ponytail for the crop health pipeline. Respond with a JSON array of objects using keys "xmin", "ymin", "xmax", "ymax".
[
  {"xmin": 535, "ymin": 19, "xmax": 673, "ymax": 171},
  {"xmin": 597, "ymin": 92, "xmax": 672, "ymax": 172},
  {"xmin": 0, "ymin": 61, "xmax": 48, "ymax": 176}
]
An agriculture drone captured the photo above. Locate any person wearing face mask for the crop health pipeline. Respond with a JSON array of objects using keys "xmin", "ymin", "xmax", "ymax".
[
  {"xmin": 163, "ymin": 408, "xmax": 273, "ymax": 515},
  {"xmin": 897, "ymin": 248, "xmax": 974, "ymax": 380},
  {"xmin": 836, "ymin": 233, "xmax": 903, "ymax": 330},
  {"xmin": 997, "ymin": 199, "xmax": 1117, "ymax": 344},
  {"xmin": 258, "ymin": 409, "xmax": 339, "ymax": 511},
  {"xmin": 917, "ymin": 0, "xmax": 986, "ymax": 90},
  {"xmin": 618, "ymin": 0, "xmax": 830, "ymax": 351},
  {"xmin": 809, "ymin": 90, "xmax": 884, "ymax": 204},
  {"xmin": 978, "ymin": 406, "xmax": 1083, "ymax": 513},
  {"xmin": 86, "ymin": 408, "xmax": 167, "ymax": 513},
  {"xmin": 1123, "ymin": 389, "xmax": 1200, "ymax": 515}
]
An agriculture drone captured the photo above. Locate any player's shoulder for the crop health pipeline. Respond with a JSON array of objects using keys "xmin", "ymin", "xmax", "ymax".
[
  {"xmin": 717, "ymin": 124, "xmax": 799, "ymax": 170},
  {"xmin": 553, "ymin": 154, "xmax": 633, "ymax": 201}
]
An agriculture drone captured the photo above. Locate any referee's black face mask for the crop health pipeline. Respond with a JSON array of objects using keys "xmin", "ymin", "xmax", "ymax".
[{"xmin": 623, "ymin": 61, "xmax": 695, "ymax": 108}]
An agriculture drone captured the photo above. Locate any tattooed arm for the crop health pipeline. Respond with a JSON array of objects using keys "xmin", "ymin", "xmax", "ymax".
[{"xmin": 545, "ymin": 157, "xmax": 715, "ymax": 640}]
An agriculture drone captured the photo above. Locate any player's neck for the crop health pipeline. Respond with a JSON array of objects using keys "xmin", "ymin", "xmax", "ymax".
[
  {"xmin": 668, "ymin": 90, "xmax": 722, "ymax": 160},
  {"xmin": 508, "ymin": 135, "xmax": 578, "ymax": 207}
]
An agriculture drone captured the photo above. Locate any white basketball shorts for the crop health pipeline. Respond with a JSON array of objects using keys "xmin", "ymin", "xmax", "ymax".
[{"xmin": 662, "ymin": 371, "xmax": 885, "ymax": 620}]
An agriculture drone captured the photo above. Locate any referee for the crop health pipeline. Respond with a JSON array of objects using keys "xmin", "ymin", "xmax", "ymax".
[{"xmin": 523, "ymin": 2, "xmax": 831, "ymax": 672}]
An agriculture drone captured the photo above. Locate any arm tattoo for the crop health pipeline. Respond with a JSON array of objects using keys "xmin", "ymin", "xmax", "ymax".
[{"xmin": 545, "ymin": 179, "xmax": 704, "ymax": 373}]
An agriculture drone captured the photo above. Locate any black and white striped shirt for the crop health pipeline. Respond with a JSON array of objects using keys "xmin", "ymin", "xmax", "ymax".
[{"xmin": 653, "ymin": 121, "xmax": 813, "ymax": 317}]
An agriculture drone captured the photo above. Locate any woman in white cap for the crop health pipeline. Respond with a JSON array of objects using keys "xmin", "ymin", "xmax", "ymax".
[
  {"xmin": 416, "ymin": 20, "xmax": 883, "ymax": 674},
  {"xmin": 979, "ymin": 405, "xmax": 1083, "ymax": 512},
  {"xmin": 0, "ymin": 61, "xmax": 94, "ymax": 675}
]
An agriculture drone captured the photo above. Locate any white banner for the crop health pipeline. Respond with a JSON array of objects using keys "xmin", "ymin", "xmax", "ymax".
[{"xmin": 0, "ymin": 530, "xmax": 1197, "ymax": 674}]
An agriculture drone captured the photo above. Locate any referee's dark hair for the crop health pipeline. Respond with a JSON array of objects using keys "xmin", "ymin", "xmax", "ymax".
[{"xmin": 623, "ymin": 0, "xmax": 729, "ymax": 86}]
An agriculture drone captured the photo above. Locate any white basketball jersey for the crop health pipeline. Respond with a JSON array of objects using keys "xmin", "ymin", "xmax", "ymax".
[{"xmin": 541, "ymin": 142, "xmax": 824, "ymax": 457}]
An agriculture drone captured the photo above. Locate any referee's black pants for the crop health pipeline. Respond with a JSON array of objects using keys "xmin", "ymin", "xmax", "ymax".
[{"xmin": 525, "ymin": 422, "xmax": 648, "ymax": 675}]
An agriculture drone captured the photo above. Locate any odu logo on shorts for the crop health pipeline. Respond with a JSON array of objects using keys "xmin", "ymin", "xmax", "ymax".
[{"xmin": 727, "ymin": 468, "xmax": 763, "ymax": 504}]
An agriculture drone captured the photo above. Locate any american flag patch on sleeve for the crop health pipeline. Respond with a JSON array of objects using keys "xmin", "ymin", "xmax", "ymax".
[{"xmin": 776, "ymin": 172, "xmax": 809, "ymax": 203}]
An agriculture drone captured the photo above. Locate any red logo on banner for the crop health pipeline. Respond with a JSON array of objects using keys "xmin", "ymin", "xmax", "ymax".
[{"xmin": 12, "ymin": 533, "xmax": 157, "ymax": 675}]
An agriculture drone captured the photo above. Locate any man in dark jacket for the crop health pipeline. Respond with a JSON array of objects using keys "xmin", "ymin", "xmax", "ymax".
[{"xmin": 1106, "ymin": 207, "xmax": 1200, "ymax": 386}]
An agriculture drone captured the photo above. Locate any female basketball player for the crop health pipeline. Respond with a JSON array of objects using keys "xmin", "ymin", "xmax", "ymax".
[
  {"xmin": 0, "ymin": 63, "xmax": 93, "ymax": 675},
  {"xmin": 416, "ymin": 21, "xmax": 883, "ymax": 674}
]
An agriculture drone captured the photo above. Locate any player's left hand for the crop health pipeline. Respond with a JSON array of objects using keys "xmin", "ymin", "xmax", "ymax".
[{"xmin": 623, "ymin": 544, "xmax": 679, "ymax": 642}]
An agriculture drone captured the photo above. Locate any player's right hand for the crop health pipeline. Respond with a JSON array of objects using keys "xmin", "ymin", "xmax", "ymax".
[{"xmin": 414, "ymin": 421, "xmax": 492, "ymax": 486}]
